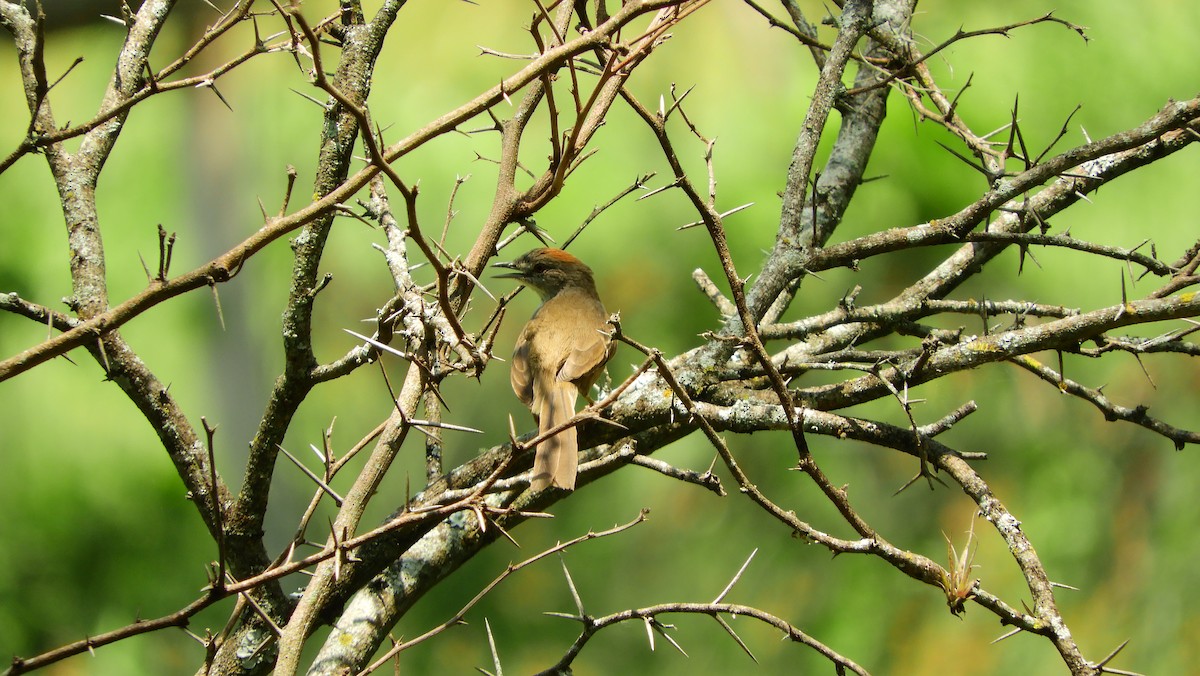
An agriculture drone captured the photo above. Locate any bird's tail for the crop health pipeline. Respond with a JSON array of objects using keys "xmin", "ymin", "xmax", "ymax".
[{"xmin": 533, "ymin": 382, "xmax": 579, "ymax": 491}]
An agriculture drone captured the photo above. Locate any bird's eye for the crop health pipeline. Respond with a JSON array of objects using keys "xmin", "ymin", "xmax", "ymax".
[{"xmin": 530, "ymin": 262, "xmax": 549, "ymax": 273}]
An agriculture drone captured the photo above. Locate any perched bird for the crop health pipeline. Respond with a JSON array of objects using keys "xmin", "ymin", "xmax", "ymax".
[{"xmin": 495, "ymin": 248, "xmax": 613, "ymax": 491}]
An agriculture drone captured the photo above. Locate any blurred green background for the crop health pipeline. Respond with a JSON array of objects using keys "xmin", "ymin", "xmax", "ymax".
[{"xmin": 1, "ymin": 1, "xmax": 1198, "ymax": 674}]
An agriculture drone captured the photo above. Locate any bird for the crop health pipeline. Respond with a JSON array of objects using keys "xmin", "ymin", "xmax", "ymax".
[{"xmin": 494, "ymin": 248, "xmax": 613, "ymax": 491}]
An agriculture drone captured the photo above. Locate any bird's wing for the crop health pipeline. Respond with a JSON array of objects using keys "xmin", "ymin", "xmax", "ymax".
[
  {"xmin": 557, "ymin": 332, "xmax": 610, "ymax": 384},
  {"xmin": 510, "ymin": 333, "xmax": 534, "ymax": 407}
]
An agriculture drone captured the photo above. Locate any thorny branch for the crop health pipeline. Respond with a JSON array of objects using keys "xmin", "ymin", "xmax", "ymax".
[
  {"xmin": 2, "ymin": 2, "xmax": 1198, "ymax": 676},
  {"xmin": 543, "ymin": 550, "xmax": 869, "ymax": 675},
  {"xmin": 358, "ymin": 510, "xmax": 651, "ymax": 675}
]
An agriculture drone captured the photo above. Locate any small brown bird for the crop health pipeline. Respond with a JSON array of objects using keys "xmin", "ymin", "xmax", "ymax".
[{"xmin": 495, "ymin": 248, "xmax": 613, "ymax": 491}]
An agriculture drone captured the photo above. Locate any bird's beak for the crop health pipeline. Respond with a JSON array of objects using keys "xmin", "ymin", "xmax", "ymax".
[{"xmin": 492, "ymin": 260, "xmax": 525, "ymax": 281}]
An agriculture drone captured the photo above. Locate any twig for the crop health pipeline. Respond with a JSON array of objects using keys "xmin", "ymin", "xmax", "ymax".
[{"xmin": 358, "ymin": 511, "xmax": 650, "ymax": 674}]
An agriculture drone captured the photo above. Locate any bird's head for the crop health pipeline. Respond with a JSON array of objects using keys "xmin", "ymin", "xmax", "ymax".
[{"xmin": 494, "ymin": 248, "xmax": 597, "ymax": 300}]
